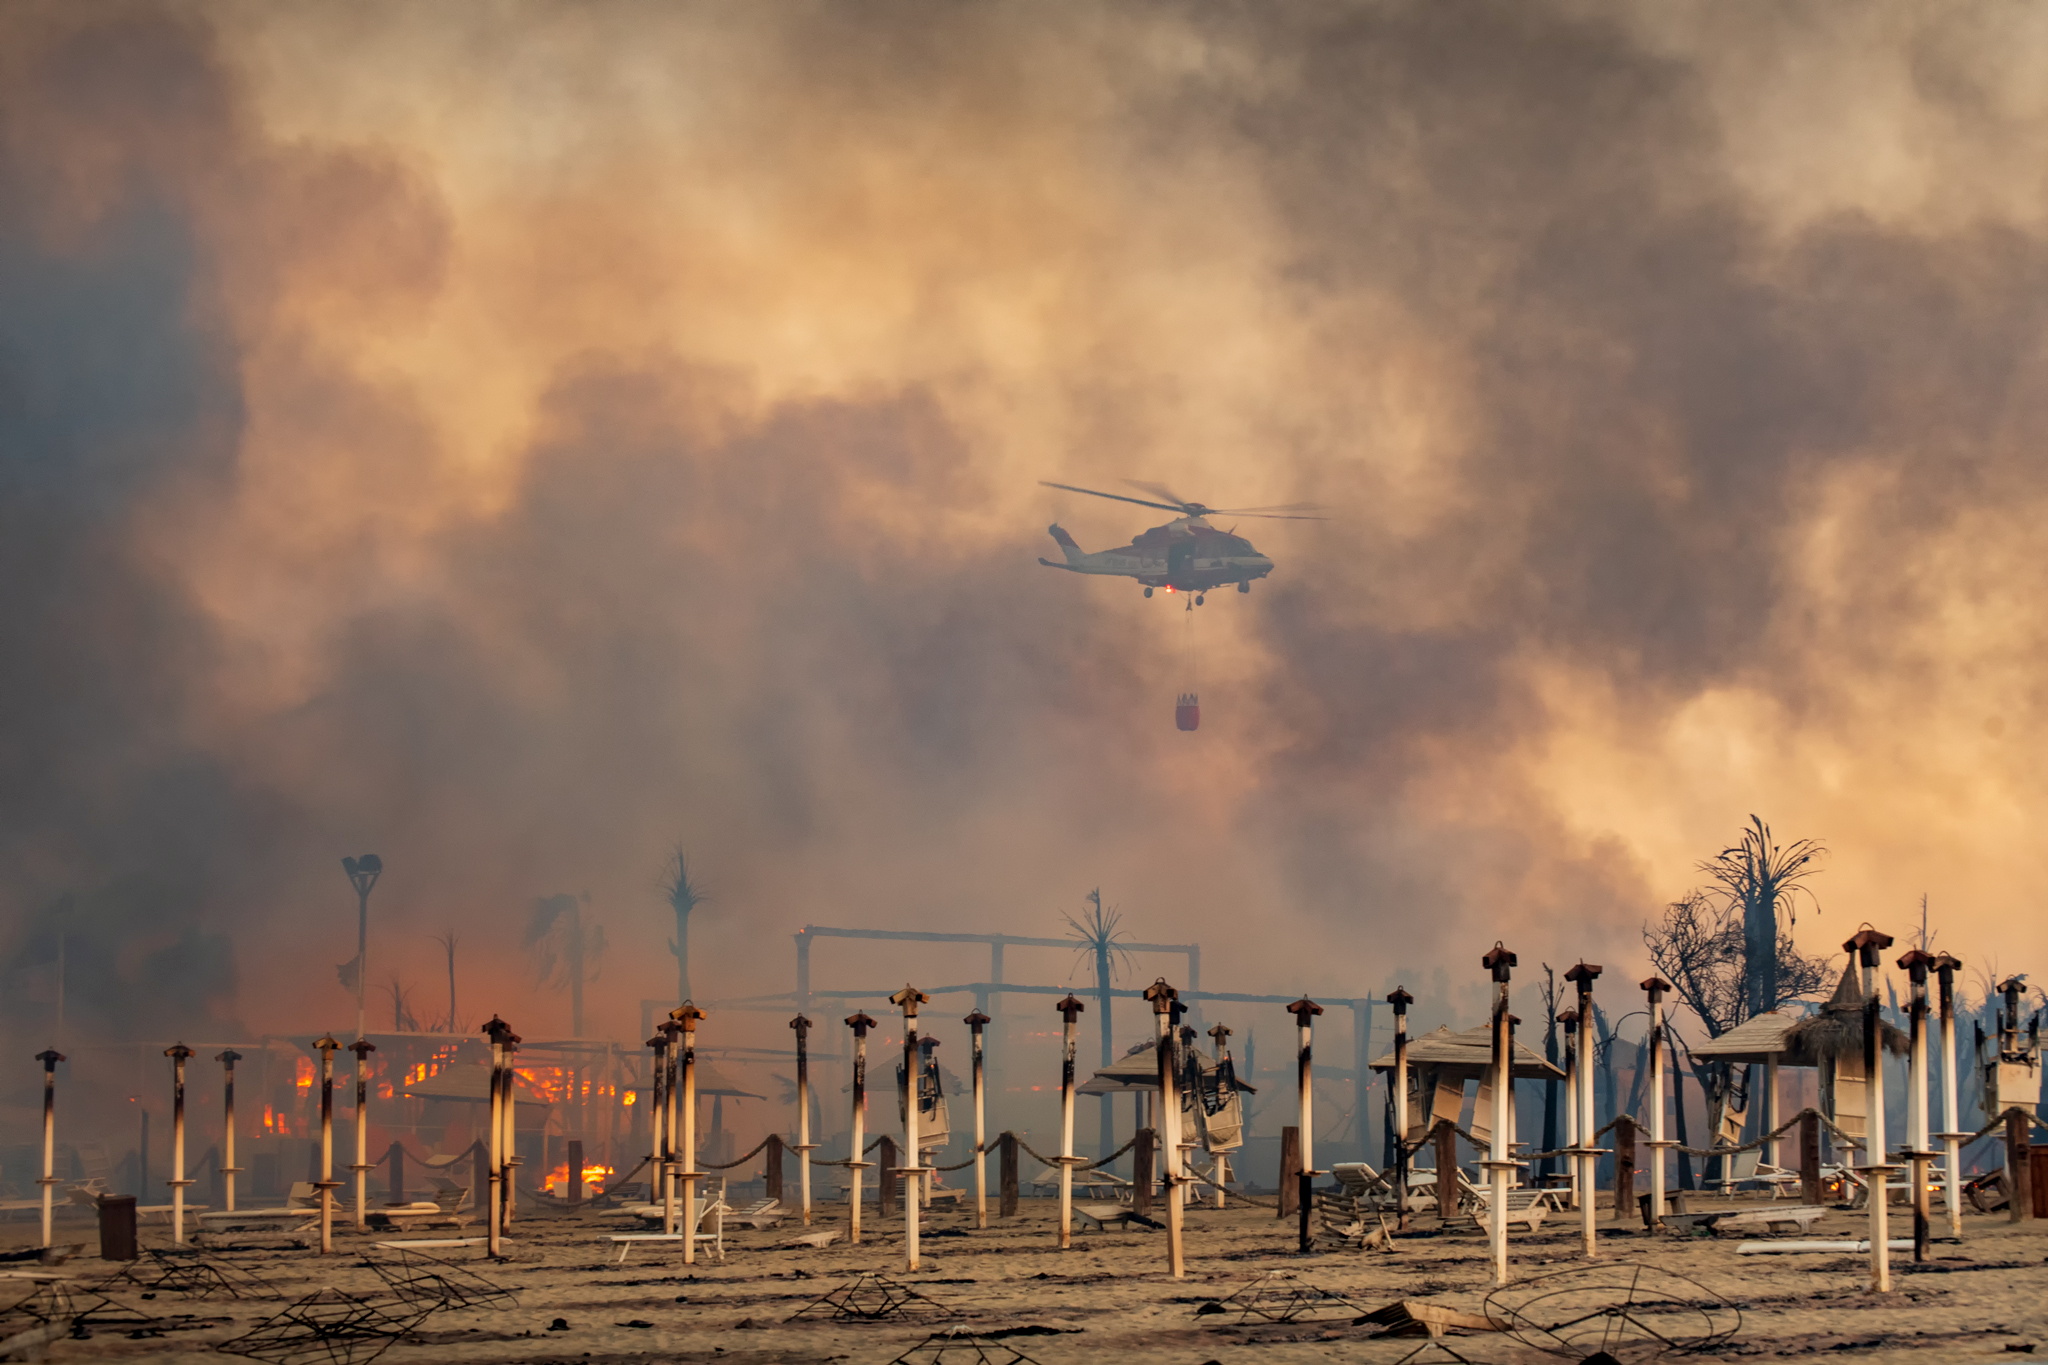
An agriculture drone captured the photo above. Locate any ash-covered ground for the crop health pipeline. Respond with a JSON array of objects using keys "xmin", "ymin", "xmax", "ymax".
[{"xmin": 6, "ymin": 1195, "xmax": 2046, "ymax": 1363}]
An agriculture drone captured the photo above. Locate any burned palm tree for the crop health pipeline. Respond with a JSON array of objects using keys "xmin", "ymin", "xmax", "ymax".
[
  {"xmin": 528, "ymin": 894, "xmax": 605, "ymax": 1037},
  {"xmin": 662, "ymin": 848, "xmax": 708, "ymax": 1004},
  {"xmin": 1066, "ymin": 889, "xmax": 1133, "ymax": 1157},
  {"xmin": 430, "ymin": 930, "xmax": 459, "ymax": 1033},
  {"xmin": 1699, "ymin": 816, "xmax": 1825, "ymax": 1019}
]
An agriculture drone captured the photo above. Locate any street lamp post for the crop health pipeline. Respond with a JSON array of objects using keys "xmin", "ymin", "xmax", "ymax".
[{"xmin": 342, "ymin": 856, "xmax": 383, "ymax": 1044}]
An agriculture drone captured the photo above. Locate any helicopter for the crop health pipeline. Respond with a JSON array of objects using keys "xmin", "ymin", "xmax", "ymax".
[{"xmin": 1036, "ymin": 480, "xmax": 1323, "ymax": 605}]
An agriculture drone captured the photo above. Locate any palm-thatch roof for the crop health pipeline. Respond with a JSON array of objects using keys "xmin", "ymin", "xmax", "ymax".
[
  {"xmin": 1781, "ymin": 962, "xmax": 1907, "ymax": 1064},
  {"xmin": 1368, "ymin": 1024, "xmax": 1565, "ymax": 1081},
  {"xmin": 1078, "ymin": 1040, "xmax": 1256, "ymax": 1096}
]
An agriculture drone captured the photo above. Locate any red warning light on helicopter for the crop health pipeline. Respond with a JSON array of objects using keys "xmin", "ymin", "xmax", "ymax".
[{"xmin": 1175, "ymin": 693, "xmax": 1200, "ymax": 731}]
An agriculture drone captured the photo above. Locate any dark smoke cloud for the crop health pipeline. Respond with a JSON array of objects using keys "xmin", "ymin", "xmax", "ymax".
[{"xmin": 4, "ymin": 2, "xmax": 2048, "ymax": 1070}]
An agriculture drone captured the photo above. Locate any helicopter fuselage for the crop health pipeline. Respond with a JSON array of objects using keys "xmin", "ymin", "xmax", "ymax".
[{"xmin": 1038, "ymin": 516, "xmax": 1274, "ymax": 592}]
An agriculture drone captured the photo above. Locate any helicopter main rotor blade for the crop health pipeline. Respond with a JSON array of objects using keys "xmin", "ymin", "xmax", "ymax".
[
  {"xmin": 1208, "ymin": 501, "xmax": 1328, "ymax": 515},
  {"xmin": 1038, "ymin": 481, "xmax": 1187, "ymax": 514},
  {"xmin": 1217, "ymin": 510, "xmax": 1327, "ymax": 520},
  {"xmin": 1123, "ymin": 479, "xmax": 1195, "ymax": 510}
]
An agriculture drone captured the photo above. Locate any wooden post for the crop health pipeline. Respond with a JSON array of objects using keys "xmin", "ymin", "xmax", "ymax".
[
  {"xmin": 1640, "ymin": 976, "xmax": 1672, "ymax": 1221},
  {"xmin": 673, "ymin": 1002, "xmax": 706, "ymax": 1265},
  {"xmin": 1055, "ymin": 995, "xmax": 1086, "ymax": 1250},
  {"xmin": 999, "ymin": 1131, "xmax": 1019, "ymax": 1218},
  {"xmin": 1145, "ymin": 978, "xmax": 1186, "ymax": 1279},
  {"xmin": 1481, "ymin": 945, "xmax": 1518, "ymax": 1286},
  {"xmin": 1278, "ymin": 1126, "xmax": 1302, "ymax": 1217},
  {"xmin": 35, "ymin": 1051, "xmax": 61, "ymax": 1249},
  {"xmin": 470, "ymin": 1139, "xmax": 489, "ymax": 1227},
  {"xmin": 789, "ymin": 1013, "xmax": 814, "ymax": 1226},
  {"xmin": 313, "ymin": 1034, "xmax": 340, "ymax": 1255},
  {"xmin": 1389, "ymin": 988, "xmax": 1413, "ymax": 1224},
  {"xmin": 1287, "ymin": 997, "xmax": 1325, "ymax": 1255},
  {"xmin": 1799, "ymin": 1110, "xmax": 1822, "ymax": 1206},
  {"xmin": 1611, "ymin": 1115, "xmax": 1636, "ymax": 1220},
  {"xmin": 1934, "ymin": 953, "xmax": 1965, "ymax": 1239},
  {"xmin": 966, "ymin": 1010, "xmax": 990, "ymax": 1229},
  {"xmin": 389, "ymin": 1141, "xmax": 406, "ymax": 1205},
  {"xmin": 645, "ymin": 1031, "xmax": 667, "ymax": 1216},
  {"xmin": 566, "ymin": 1138, "xmax": 583, "ymax": 1206},
  {"xmin": 1133, "ymin": 1128, "xmax": 1156, "ymax": 1217},
  {"xmin": 844, "ymin": 1012, "xmax": 875, "ymax": 1244},
  {"xmin": 1435, "ymin": 1121, "xmax": 1458, "ymax": 1224},
  {"xmin": 165, "ymin": 1044, "xmax": 193, "ymax": 1244},
  {"xmin": 1898, "ymin": 948, "xmax": 1935, "ymax": 1261},
  {"xmin": 879, "ymin": 1136, "xmax": 899, "ymax": 1215},
  {"xmin": 349, "ymin": 1037, "xmax": 376, "ymax": 1229},
  {"xmin": 1847, "ymin": 927, "xmax": 1895, "ymax": 1292},
  {"xmin": 1565, "ymin": 962, "xmax": 1604, "ymax": 1258},
  {"xmin": 889, "ymin": 985, "xmax": 929, "ymax": 1272},
  {"xmin": 2008, "ymin": 1112, "xmax": 2033, "ymax": 1224},
  {"xmin": 215, "ymin": 1050, "xmax": 241, "ymax": 1214},
  {"xmin": 765, "ymin": 1134, "xmax": 784, "ymax": 1205}
]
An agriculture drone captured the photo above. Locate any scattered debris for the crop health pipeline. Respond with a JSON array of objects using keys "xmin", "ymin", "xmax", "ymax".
[
  {"xmin": 779, "ymin": 1229, "xmax": 843, "ymax": 1250},
  {"xmin": 1353, "ymin": 1298, "xmax": 1502, "ymax": 1365},
  {"xmin": 1195, "ymin": 1270, "xmax": 1365, "ymax": 1324},
  {"xmin": 1481, "ymin": 1263, "xmax": 1740, "ymax": 1361},
  {"xmin": 888, "ymin": 1326, "xmax": 1042, "ymax": 1364},
  {"xmin": 363, "ymin": 1247, "xmax": 515, "ymax": 1311},
  {"xmin": 98, "ymin": 1247, "xmax": 284, "ymax": 1301},
  {"xmin": 789, "ymin": 1274, "xmax": 954, "ymax": 1323},
  {"xmin": 216, "ymin": 1289, "xmax": 434, "ymax": 1365}
]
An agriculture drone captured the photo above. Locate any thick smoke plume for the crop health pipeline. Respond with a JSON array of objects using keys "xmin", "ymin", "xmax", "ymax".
[{"xmin": 4, "ymin": 3, "xmax": 2048, "ymax": 1055}]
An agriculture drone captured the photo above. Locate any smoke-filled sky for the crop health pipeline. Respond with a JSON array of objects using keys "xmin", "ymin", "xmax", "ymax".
[{"xmin": 6, "ymin": 1, "xmax": 2048, "ymax": 1047}]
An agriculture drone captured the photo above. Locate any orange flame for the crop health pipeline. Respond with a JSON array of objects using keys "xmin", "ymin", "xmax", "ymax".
[{"xmin": 540, "ymin": 1161, "xmax": 615, "ymax": 1195}]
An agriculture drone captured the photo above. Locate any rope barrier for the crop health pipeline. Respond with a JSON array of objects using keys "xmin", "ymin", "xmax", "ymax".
[
  {"xmin": 1016, "ymin": 1134, "xmax": 1140, "ymax": 1171},
  {"xmin": 812, "ymin": 1138, "xmax": 885, "ymax": 1169},
  {"xmin": 700, "ymin": 1137, "xmax": 773, "ymax": 1170}
]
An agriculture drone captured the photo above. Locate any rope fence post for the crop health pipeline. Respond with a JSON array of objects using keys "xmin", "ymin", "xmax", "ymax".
[
  {"xmin": 999, "ymin": 1132, "xmax": 1019, "ymax": 1218},
  {"xmin": 1800, "ymin": 1110, "xmax": 1821, "ymax": 1205},
  {"xmin": 1277, "ymin": 1127, "xmax": 1301, "ymax": 1219},
  {"xmin": 1133, "ymin": 1127, "xmax": 1155, "ymax": 1217},
  {"xmin": 1611, "ymin": 1115, "xmax": 1636, "ymax": 1222}
]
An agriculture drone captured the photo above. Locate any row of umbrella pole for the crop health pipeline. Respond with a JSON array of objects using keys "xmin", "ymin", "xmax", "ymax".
[{"xmin": 21, "ymin": 930, "xmax": 2018, "ymax": 1292}]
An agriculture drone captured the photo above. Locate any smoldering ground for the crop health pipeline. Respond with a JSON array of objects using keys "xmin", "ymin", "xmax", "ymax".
[{"xmin": 3, "ymin": 1, "xmax": 2048, "ymax": 1076}]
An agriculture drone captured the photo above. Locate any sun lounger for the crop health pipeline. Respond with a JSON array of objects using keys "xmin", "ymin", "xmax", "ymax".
[
  {"xmin": 725, "ymin": 1199, "xmax": 784, "ymax": 1230},
  {"xmin": 1470, "ymin": 1188, "xmax": 1548, "ymax": 1234},
  {"xmin": 1074, "ymin": 1202, "xmax": 1159, "ymax": 1233}
]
